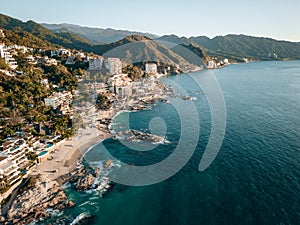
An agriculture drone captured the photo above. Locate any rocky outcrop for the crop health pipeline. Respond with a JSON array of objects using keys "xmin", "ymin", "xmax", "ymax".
[
  {"xmin": 5, "ymin": 175, "xmax": 70, "ymax": 225},
  {"xmin": 76, "ymin": 174, "xmax": 95, "ymax": 191}
]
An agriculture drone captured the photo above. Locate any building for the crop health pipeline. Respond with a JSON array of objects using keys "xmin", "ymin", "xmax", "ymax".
[
  {"xmin": 45, "ymin": 58, "xmax": 57, "ymax": 66},
  {"xmin": 207, "ymin": 60, "xmax": 217, "ymax": 69},
  {"xmin": 0, "ymin": 153, "xmax": 20, "ymax": 186},
  {"xmin": 51, "ymin": 48, "xmax": 70, "ymax": 57},
  {"xmin": 145, "ymin": 63, "xmax": 157, "ymax": 75},
  {"xmin": 37, "ymin": 151, "xmax": 50, "ymax": 163},
  {"xmin": 44, "ymin": 91, "xmax": 73, "ymax": 109},
  {"xmin": 107, "ymin": 74, "xmax": 132, "ymax": 93},
  {"xmin": 1, "ymin": 138, "xmax": 29, "ymax": 169},
  {"xmin": 66, "ymin": 56, "xmax": 76, "ymax": 65},
  {"xmin": 0, "ymin": 29, "xmax": 5, "ymax": 38},
  {"xmin": 26, "ymin": 55, "xmax": 37, "ymax": 65},
  {"xmin": 0, "ymin": 44, "xmax": 18, "ymax": 69},
  {"xmin": 88, "ymin": 58, "xmax": 103, "ymax": 70},
  {"xmin": 0, "ymin": 44, "xmax": 4, "ymax": 58},
  {"xmin": 105, "ymin": 58, "xmax": 122, "ymax": 75},
  {"xmin": 41, "ymin": 79, "xmax": 49, "ymax": 88},
  {"xmin": 76, "ymin": 52, "xmax": 86, "ymax": 58}
]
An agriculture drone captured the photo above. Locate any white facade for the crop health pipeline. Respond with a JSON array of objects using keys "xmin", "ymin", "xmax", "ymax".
[
  {"xmin": 0, "ymin": 44, "xmax": 4, "ymax": 58},
  {"xmin": 145, "ymin": 63, "xmax": 157, "ymax": 74},
  {"xmin": 105, "ymin": 58, "xmax": 122, "ymax": 75},
  {"xmin": 223, "ymin": 59, "xmax": 229, "ymax": 64},
  {"xmin": 51, "ymin": 48, "xmax": 70, "ymax": 57},
  {"xmin": 0, "ymin": 29, "xmax": 5, "ymax": 38},
  {"xmin": 89, "ymin": 58, "xmax": 103, "ymax": 70},
  {"xmin": 44, "ymin": 91, "xmax": 73, "ymax": 109},
  {"xmin": 0, "ymin": 44, "xmax": 18, "ymax": 69},
  {"xmin": 207, "ymin": 60, "xmax": 217, "ymax": 69},
  {"xmin": 0, "ymin": 154, "xmax": 20, "ymax": 186},
  {"xmin": 1, "ymin": 138, "xmax": 29, "ymax": 169}
]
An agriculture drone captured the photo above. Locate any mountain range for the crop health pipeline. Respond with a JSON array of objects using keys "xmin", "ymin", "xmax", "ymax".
[
  {"xmin": 1, "ymin": 13, "xmax": 300, "ymax": 64},
  {"xmin": 41, "ymin": 23, "xmax": 159, "ymax": 44},
  {"xmin": 42, "ymin": 21, "xmax": 300, "ymax": 61}
]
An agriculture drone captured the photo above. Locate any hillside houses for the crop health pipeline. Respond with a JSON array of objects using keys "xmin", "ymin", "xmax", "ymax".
[
  {"xmin": 0, "ymin": 43, "xmax": 18, "ymax": 69},
  {"xmin": 44, "ymin": 91, "xmax": 73, "ymax": 111},
  {"xmin": 50, "ymin": 48, "xmax": 70, "ymax": 57}
]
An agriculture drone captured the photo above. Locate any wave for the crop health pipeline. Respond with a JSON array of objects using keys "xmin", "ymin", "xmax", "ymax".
[{"xmin": 70, "ymin": 212, "xmax": 91, "ymax": 225}]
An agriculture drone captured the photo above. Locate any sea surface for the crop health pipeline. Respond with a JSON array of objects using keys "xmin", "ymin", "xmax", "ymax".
[{"xmin": 43, "ymin": 60, "xmax": 300, "ymax": 225}]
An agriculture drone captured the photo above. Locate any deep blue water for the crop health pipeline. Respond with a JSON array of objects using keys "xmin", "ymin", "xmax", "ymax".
[{"xmin": 45, "ymin": 61, "xmax": 300, "ymax": 225}]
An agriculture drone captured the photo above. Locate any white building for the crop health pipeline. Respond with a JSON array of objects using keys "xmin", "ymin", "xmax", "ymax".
[
  {"xmin": 45, "ymin": 58, "xmax": 57, "ymax": 66},
  {"xmin": 41, "ymin": 79, "xmax": 49, "ymax": 88},
  {"xmin": 26, "ymin": 55, "xmax": 37, "ymax": 65},
  {"xmin": 145, "ymin": 63, "xmax": 157, "ymax": 75},
  {"xmin": 0, "ymin": 29, "xmax": 5, "ymax": 38},
  {"xmin": 89, "ymin": 58, "xmax": 103, "ymax": 70},
  {"xmin": 51, "ymin": 48, "xmax": 70, "ymax": 57},
  {"xmin": 0, "ymin": 44, "xmax": 5, "ymax": 58},
  {"xmin": 1, "ymin": 138, "xmax": 29, "ymax": 168},
  {"xmin": 44, "ymin": 91, "xmax": 73, "ymax": 109},
  {"xmin": 207, "ymin": 60, "xmax": 217, "ymax": 69},
  {"xmin": 105, "ymin": 58, "xmax": 122, "ymax": 75},
  {"xmin": 0, "ymin": 153, "xmax": 20, "ymax": 186},
  {"xmin": 107, "ymin": 74, "xmax": 132, "ymax": 94},
  {"xmin": 0, "ymin": 44, "xmax": 18, "ymax": 69}
]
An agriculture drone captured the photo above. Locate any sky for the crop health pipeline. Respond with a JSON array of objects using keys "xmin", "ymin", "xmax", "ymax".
[{"xmin": 0, "ymin": 0, "xmax": 299, "ymax": 41}]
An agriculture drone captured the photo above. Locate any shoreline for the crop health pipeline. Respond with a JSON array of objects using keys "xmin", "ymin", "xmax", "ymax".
[
  {"xmin": 55, "ymin": 109, "xmax": 133, "ymax": 186},
  {"xmin": 2, "ymin": 74, "xmax": 174, "ymax": 223}
]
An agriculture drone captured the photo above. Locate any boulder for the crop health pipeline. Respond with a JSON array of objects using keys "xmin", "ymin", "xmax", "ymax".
[{"xmin": 76, "ymin": 174, "xmax": 95, "ymax": 191}]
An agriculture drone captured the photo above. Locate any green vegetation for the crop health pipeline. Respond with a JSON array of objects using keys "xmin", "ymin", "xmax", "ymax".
[
  {"xmin": 96, "ymin": 94, "xmax": 112, "ymax": 110},
  {"xmin": 190, "ymin": 34, "xmax": 300, "ymax": 61},
  {"xmin": 0, "ymin": 58, "xmax": 8, "ymax": 69},
  {"xmin": 0, "ymin": 28, "xmax": 55, "ymax": 49},
  {"xmin": 42, "ymin": 23, "xmax": 159, "ymax": 45},
  {"xmin": 26, "ymin": 151, "xmax": 38, "ymax": 162},
  {"xmin": 0, "ymin": 175, "xmax": 9, "ymax": 193},
  {"xmin": 0, "ymin": 13, "xmax": 93, "ymax": 52},
  {"xmin": 122, "ymin": 64, "xmax": 142, "ymax": 81}
]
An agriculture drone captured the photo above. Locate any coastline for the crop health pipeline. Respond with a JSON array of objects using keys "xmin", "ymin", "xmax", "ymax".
[
  {"xmin": 2, "ymin": 74, "xmax": 174, "ymax": 224},
  {"xmin": 52, "ymin": 109, "xmax": 131, "ymax": 186}
]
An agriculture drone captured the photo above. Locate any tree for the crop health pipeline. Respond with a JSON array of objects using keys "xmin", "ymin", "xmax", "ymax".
[
  {"xmin": 26, "ymin": 151, "xmax": 38, "ymax": 162},
  {"xmin": 96, "ymin": 94, "xmax": 111, "ymax": 110},
  {"xmin": 122, "ymin": 65, "xmax": 142, "ymax": 81},
  {"xmin": 0, "ymin": 58, "xmax": 7, "ymax": 69},
  {"xmin": 0, "ymin": 175, "xmax": 8, "ymax": 192}
]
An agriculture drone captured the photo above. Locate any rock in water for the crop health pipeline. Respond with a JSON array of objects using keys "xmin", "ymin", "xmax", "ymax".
[{"xmin": 76, "ymin": 174, "xmax": 95, "ymax": 191}]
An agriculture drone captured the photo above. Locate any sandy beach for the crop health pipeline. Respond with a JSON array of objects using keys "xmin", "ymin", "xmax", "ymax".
[{"xmin": 30, "ymin": 128, "xmax": 112, "ymax": 185}]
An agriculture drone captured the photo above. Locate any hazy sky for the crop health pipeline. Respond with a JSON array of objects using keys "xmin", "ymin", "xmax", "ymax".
[{"xmin": 1, "ymin": 0, "xmax": 299, "ymax": 41}]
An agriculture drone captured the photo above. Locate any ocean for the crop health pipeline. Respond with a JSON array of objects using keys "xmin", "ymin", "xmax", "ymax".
[{"xmin": 42, "ymin": 60, "xmax": 300, "ymax": 225}]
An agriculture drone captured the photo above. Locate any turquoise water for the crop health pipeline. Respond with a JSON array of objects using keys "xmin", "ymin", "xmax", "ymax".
[
  {"xmin": 45, "ymin": 143, "xmax": 53, "ymax": 149},
  {"xmin": 38, "ymin": 151, "xmax": 48, "ymax": 156},
  {"xmin": 43, "ymin": 61, "xmax": 300, "ymax": 225}
]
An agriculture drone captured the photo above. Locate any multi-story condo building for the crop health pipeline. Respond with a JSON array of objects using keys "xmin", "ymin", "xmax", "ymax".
[
  {"xmin": 105, "ymin": 58, "xmax": 122, "ymax": 75},
  {"xmin": 145, "ymin": 63, "xmax": 158, "ymax": 75},
  {"xmin": 0, "ymin": 153, "xmax": 20, "ymax": 186},
  {"xmin": 88, "ymin": 58, "xmax": 103, "ymax": 70},
  {"xmin": 44, "ymin": 91, "xmax": 73, "ymax": 109}
]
